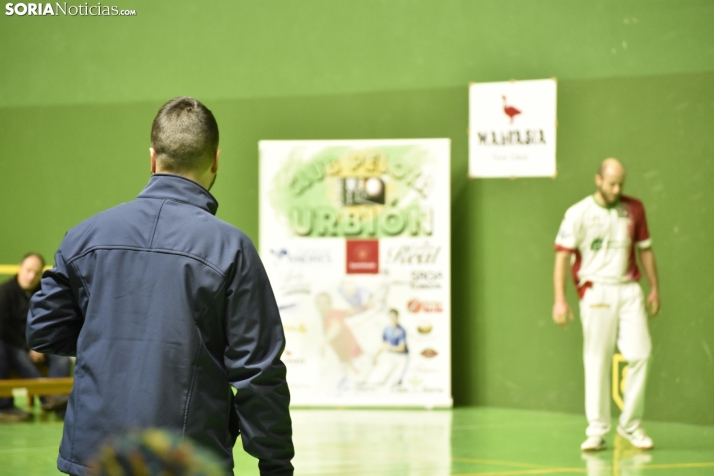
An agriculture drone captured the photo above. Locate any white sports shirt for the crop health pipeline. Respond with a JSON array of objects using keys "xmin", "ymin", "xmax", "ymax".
[{"xmin": 554, "ymin": 195, "xmax": 651, "ymax": 297}]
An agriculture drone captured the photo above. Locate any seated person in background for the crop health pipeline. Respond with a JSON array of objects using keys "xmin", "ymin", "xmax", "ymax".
[{"xmin": 0, "ymin": 253, "xmax": 71, "ymax": 420}]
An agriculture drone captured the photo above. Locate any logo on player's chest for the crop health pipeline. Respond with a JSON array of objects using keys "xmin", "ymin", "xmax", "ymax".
[{"xmin": 590, "ymin": 235, "xmax": 632, "ymax": 251}]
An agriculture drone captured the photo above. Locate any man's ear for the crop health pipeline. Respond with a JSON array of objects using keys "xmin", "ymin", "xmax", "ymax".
[
  {"xmin": 150, "ymin": 148, "xmax": 157, "ymax": 174},
  {"xmin": 211, "ymin": 149, "xmax": 220, "ymax": 174}
]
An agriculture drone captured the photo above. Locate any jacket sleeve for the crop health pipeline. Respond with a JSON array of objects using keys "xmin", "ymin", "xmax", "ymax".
[
  {"xmin": 26, "ymin": 250, "xmax": 84, "ymax": 356},
  {"xmin": 224, "ymin": 238, "xmax": 294, "ymax": 475}
]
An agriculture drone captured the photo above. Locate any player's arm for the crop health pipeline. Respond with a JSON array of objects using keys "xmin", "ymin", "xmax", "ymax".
[
  {"xmin": 553, "ymin": 250, "xmax": 575, "ymax": 328},
  {"xmin": 638, "ymin": 247, "xmax": 660, "ymax": 317},
  {"xmin": 26, "ymin": 250, "xmax": 83, "ymax": 356},
  {"xmin": 224, "ymin": 238, "xmax": 294, "ymax": 476},
  {"xmin": 633, "ymin": 201, "xmax": 659, "ymax": 318}
]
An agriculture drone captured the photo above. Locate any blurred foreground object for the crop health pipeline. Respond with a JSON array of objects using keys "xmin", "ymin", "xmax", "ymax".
[{"xmin": 89, "ymin": 428, "xmax": 225, "ymax": 476}]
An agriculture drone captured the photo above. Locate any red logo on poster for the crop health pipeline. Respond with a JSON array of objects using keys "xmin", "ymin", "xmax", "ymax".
[
  {"xmin": 501, "ymin": 95, "xmax": 522, "ymax": 124},
  {"xmin": 346, "ymin": 240, "xmax": 379, "ymax": 274},
  {"xmin": 407, "ymin": 299, "xmax": 443, "ymax": 313}
]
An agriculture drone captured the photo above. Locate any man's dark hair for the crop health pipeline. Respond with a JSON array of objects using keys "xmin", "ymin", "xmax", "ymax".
[
  {"xmin": 21, "ymin": 252, "xmax": 45, "ymax": 268},
  {"xmin": 150, "ymin": 97, "xmax": 219, "ymax": 173},
  {"xmin": 389, "ymin": 308, "xmax": 399, "ymax": 317}
]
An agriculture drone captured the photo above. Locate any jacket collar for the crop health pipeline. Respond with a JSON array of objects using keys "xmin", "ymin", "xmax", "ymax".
[{"xmin": 137, "ymin": 174, "xmax": 219, "ymax": 215}]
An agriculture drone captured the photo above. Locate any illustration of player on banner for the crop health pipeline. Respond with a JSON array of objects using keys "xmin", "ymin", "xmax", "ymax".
[
  {"xmin": 371, "ymin": 308, "xmax": 410, "ymax": 388},
  {"xmin": 315, "ymin": 292, "xmax": 366, "ymax": 380}
]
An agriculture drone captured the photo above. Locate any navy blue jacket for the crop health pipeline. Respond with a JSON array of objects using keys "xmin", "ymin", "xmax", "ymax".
[{"xmin": 27, "ymin": 174, "xmax": 293, "ymax": 475}]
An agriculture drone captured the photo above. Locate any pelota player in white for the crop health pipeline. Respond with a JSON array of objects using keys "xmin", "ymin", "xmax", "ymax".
[{"xmin": 553, "ymin": 158, "xmax": 660, "ymax": 451}]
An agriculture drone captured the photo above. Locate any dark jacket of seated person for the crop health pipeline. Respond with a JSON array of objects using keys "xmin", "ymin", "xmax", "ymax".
[
  {"xmin": 0, "ymin": 273, "xmax": 39, "ymax": 352},
  {"xmin": 0, "ymin": 260, "xmax": 71, "ymax": 412}
]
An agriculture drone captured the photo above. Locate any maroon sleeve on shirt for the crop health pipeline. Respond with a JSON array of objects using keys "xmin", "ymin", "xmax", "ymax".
[
  {"xmin": 622, "ymin": 196, "xmax": 650, "ymax": 243},
  {"xmin": 554, "ymin": 244, "xmax": 576, "ymax": 253}
]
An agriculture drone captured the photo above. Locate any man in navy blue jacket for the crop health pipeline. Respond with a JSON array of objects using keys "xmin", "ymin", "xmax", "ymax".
[{"xmin": 27, "ymin": 97, "xmax": 294, "ymax": 475}]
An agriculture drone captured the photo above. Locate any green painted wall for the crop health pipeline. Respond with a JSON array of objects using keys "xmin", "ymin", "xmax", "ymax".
[
  {"xmin": 2, "ymin": 0, "xmax": 713, "ymax": 107},
  {"xmin": 1, "ymin": 1, "xmax": 712, "ymax": 425}
]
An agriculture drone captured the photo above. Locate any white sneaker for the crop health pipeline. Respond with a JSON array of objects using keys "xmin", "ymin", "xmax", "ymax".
[
  {"xmin": 581, "ymin": 435, "xmax": 606, "ymax": 451},
  {"xmin": 617, "ymin": 426, "xmax": 654, "ymax": 450}
]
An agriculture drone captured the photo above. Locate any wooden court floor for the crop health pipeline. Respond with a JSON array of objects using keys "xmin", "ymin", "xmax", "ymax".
[{"xmin": 0, "ymin": 406, "xmax": 712, "ymax": 475}]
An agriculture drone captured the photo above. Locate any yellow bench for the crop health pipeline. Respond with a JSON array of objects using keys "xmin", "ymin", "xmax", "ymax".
[{"xmin": 0, "ymin": 378, "xmax": 73, "ymax": 407}]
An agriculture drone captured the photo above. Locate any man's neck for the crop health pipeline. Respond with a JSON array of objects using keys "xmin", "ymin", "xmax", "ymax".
[{"xmin": 154, "ymin": 171, "xmax": 211, "ymax": 191}]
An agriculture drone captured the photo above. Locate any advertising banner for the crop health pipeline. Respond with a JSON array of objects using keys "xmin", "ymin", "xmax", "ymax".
[
  {"xmin": 259, "ymin": 139, "xmax": 452, "ymax": 407},
  {"xmin": 469, "ymin": 78, "xmax": 557, "ymax": 178}
]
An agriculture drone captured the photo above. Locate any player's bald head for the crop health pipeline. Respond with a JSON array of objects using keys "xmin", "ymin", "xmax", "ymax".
[
  {"xmin": 594, "ymin": 158, "xmax": 626, "ymax": 206},
  {"xmin": 597, "ymin": 158, "xmax": 625, "ymax": 179}
]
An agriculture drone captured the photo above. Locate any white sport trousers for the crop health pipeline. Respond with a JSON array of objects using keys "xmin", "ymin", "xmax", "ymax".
[{"xmin": 579, "ymin": 281, "xmax": 651, "ymax": 437}]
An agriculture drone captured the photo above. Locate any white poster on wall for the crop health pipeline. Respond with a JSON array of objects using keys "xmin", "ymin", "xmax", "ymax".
[
  {"xmin": 259, "ymin": 139, "xmax": 452, "ymax": 408},
  {"xmin": 469, "ymin": 78, "xmax": 557, "ymax": 178}
]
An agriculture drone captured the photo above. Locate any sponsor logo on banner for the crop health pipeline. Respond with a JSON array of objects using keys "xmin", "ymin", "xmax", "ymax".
[
  {"xmin": 346, "ymin": 239, "xmax": 379, "ymax": 274},
  {"xmin": 407, "ymin": 299, "xmax": 443, "ymax": 313},
  {"xmin": 475, "ymin": 129, "xmax": 546, "ymax": 147},
  {"xmin": 341, "ymin": 177, "xmax": 386, "ymax": 206},
  {"xmin": 420, "ymin": 348, "xmax": 438, "ymax": 358},
  {"xmin": 410, "ymin": 270, "xmax": 443, "ymax": 289},
  {"xmin": 270, "ymin": 248, "xmax": 331, "ymax": 265},
  {"xmin": 283, "ymin": 323, "xmax": 308, "ymax": 333},
  {"xmin": 278, "ymin": 271, "xmax": 311, "ymax": 296},
  {"xmin": 417, "ymin": 321, "xmax": 434, "ymax": 334},
  {"xmin": 501, "ymin": 96, "xmax": 521, "ymax": 123},
  {"xmin": 386, "ymin": 242, "xmax": 441, "ymax": 265},
  {"xmin": 473, "ymin": 95, "xmax": 547, "ymax": 147}
]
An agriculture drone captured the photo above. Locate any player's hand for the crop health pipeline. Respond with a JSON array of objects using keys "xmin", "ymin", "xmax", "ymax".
[
  {"xmin": 552, "ymin": 301, "xmax": 574, "ymax": 329},
  {"xmin": 646, "ymin": 290, "xmax": 660, "ymax": 318},
  {"xmin": 28, "ymin": 350, "xmax": 45, "ymax": 363}
]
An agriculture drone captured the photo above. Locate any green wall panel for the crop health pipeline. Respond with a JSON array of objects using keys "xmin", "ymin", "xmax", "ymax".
[{"xmin": 1, "ymin": 1, "xmax": 713, "ymax": 107}]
